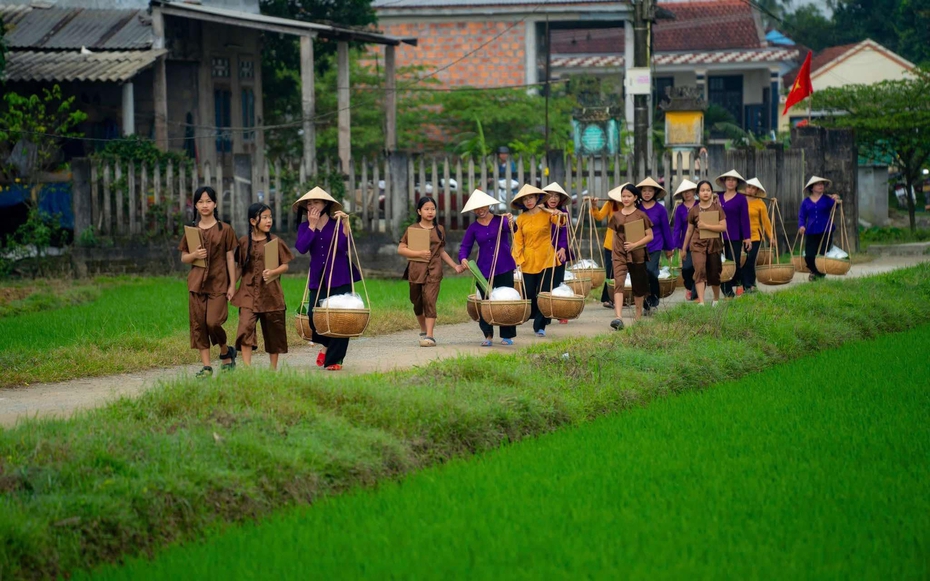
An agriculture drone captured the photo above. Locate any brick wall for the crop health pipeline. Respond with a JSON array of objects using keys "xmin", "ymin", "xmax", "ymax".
[{"xmin": 374, "ymin": 20, "xmax": 526, "ymax": 87}]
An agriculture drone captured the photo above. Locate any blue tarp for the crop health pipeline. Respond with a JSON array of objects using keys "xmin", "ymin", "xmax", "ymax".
[{"xmin": 0, "ymin": 182, "xmax": 74, "ymax": 229}]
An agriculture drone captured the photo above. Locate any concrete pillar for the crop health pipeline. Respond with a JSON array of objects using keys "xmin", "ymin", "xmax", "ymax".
[
  {"xmin": 300, "ymin": 34, "xmax": 317, "ymax": 175},
  {"xmin": 384, "ymin": 45, "xmax": 397, "ymax": 153},
  {"xmin": 623, "ymin": 20, "xmax": 635, "ymax": 143},
  {"xmin": 388, "ymin": 152, "xmax": 409, "ymax": 239},
  {"xmin": 524, "ymin": 19, "xmax": 538, "ymax": 87},
  {"xmin": 151, "ymin": 8, "xmax": 168, "ymax": 151},
  {"xmin": 121, "ymin": 82, "xmax": 135, "ymax": 136},
  {"xmin": 769, "ymin": 68, "xmax": 780, "ymax": 135},
  {"xmin": 337, "ymin": 41, "xmax": 351, "ymax": 172}
]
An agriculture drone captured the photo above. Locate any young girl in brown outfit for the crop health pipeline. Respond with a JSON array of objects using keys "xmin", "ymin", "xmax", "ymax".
[
  {"xmin": 606, "ymin": 183, "xmax": 653, "ymax": 330},
  {"xmin": 682, "ymin": 180, "xmax": 727, "ymax": 307}
]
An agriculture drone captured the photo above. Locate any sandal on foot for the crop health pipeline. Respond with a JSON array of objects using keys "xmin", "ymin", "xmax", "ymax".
[
  {"xmin": 481, "ymin": 339, "xmax": 493, "ymax": 347},
  {"xmin": 610, "ymin": 319, "xmax": 624, "ymax": 330},
  {"xmin": 324, "ymin": 364, "xmax": 343, "ymax": 371},
  {"xmin": 316, "ymin": 351, "xmax": 325, "ymax": 367},
  {"xmin": 196, "ymin": 366, "xmax": 213, "ymax": 378},
  {"xmin": 500, "ymin": 338, "xmax": 514, "ymax": 346},
  {"xmin": 419, "ymin": 336, "xmax": 437, "ymax": 347},
  {"xmin": 535, "ymin": 330, "xmax": 546, "ymax": 338},
  {"xmin": 220, "ymin": 346, "xmax": 237, "ymax": 371},
  {"xmin": 602, "ymin": 301, "xmax": 615, "ymax": 309}
]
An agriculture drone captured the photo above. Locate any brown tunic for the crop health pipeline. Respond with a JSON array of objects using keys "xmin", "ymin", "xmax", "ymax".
[
  {"xmin": 687, "ymin": 201, "xmax": 724, "ymax": 254},
  {"xmin": 401, "ymin": 224, "xmax": 446, "ymax": 284},
  {"xmin": 178, "ymin": 222, "xmax": 238, "ymax": 293},
  {"xmin": 608, "ymin": 208, "xmax": 654, "ymax": 265},
  {"xmin": 231, "ymin": 235, "xmax": 294, "ymax": 313}
]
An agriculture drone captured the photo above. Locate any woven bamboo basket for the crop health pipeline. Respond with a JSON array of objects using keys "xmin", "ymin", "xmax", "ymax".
[
  {"xmin": 480, "ymin": 299, "xmax": 530, "ymax": 326},
  {"xmin": 658, "ymin": 277, "xmax": 677, "ymax": 298},
  {"xmin": 312, "ymin": 308, "xmax": 370, "ymax": 338},
  {"xmin": 573, "ymin": 267, "xmax": 605, "ymax": 288},
  {"xmin": 621, "ymin": 284, "xmax": 634, "ymax": 306},
  {"xmin": 564, "ymin": 277, "xmax": 592, "ymax": 296},
  {"xmin": 537, "ymin": 292, "xmax": 586, "ymax": 320},
  {"xmin": 513, "ymin": 278, "xmax": 524, "ymax": 296},
  {"xmin": 756, "ymin": 248, "xmax": 772, "ymax": 266},
  {"xmin": 791, "ymin": 255, "xmax": 809, "ymax": 273},
  {"xmin": 815, "ymin": 256, "xmax": 851, "ymax": 275},
  {"xmin": 466, "ymin": 294, "xmax": 481, "ymax": 322},
  {"xmin": 720, "ymin": 261, "xmax": 736, "ymax": 283},
  {"xmin": 295, "ymin": 313, "xmax": 313, "ymax": 341},
  {"xmin": 756, "ymin": 264, "xmax": 795, "ymax": 286}
]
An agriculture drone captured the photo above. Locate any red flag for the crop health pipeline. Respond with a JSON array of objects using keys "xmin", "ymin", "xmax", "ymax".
[{"xmin": 783, "ymin": 50, "xmax": 814, "ymax": 115}]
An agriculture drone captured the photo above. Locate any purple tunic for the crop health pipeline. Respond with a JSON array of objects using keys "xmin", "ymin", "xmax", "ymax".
[
  {"xmin": 550, "ymin": 208, "xmax": 575, "ymax": 262},
  {"xmin": 295, "ymin": 219, "xmax": 361, "ymax": 290},
  {"xmin": 799, "ymin": 196, "xmax": 836, "ymax": 235},
  {"xmin": 718, "ymin": 193, "xmax": 751, "ymax": 242},
  {"xmin": 640, "ymin": 201, "xmax": 674, "ymax": 253},
  {"xmin": 458, "ymin": 215, "xmax": 517, "ymax": 279},
  {"xmin": 672, "ymin": 201, "xmax": 696, "ymax": 249}
]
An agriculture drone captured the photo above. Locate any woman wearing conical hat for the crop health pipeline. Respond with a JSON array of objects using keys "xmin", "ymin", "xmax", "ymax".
[
  {"xmin": 586, "ymin": 190, "xmax": 623, "ymax": 309},
  {"xmin": 798, "ymin": 176, "xmax": 841, "ymax": 280},
  {"xmin": 636, "ymin": 177, "xmax": 675, "ymax": 314},
  {"xmin": 458, "ymin": 189, "xmax": 518, "ymax": 346},
  {"xmin": 671, "ymin": 179, "xmax": 699, "ymax": 301},
  {"xmin": 715, "ymin": 169, "xmax": 752, "ymax": 298},
  {"xmin": 542, "ymin": 182, "xmax": 573, "ymax": 324},
  {"xmin": 740, "ymin": 177, "xmax": 774, "ymax": 293},
  {"xmin": 294, "ymin": 187, "xmax": 358, "ymax": 370},
  {"xmin": 511, "ymin": 184, "xmax": 568, "ymax": 338}
]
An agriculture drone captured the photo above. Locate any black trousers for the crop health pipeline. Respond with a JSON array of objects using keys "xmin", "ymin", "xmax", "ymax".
[
  {"xmin": 478, "ymin": 271, "xmax": 517, "ymax": 339},
  {"xmin": 600, "ymin": 247, "xmax": 614, "ymax": 303},
  {"xmin": 644, "ymin": 250, "xmax": 661, "ymax": 308},
  {"xmin": 681, "ymin": 251, "xmax": 696, "ymax": 296},
  {"xmin": 742, "ymin": 240, "xmax": 761, "ymax": 288},
  {"xmin": 309, "ymin": 283, "xmax": 352, "ymax": 366},
  {"xmin": 722, "ymin": 239, "xmax": 743, "ymax": 296},
  {"xmin": 805, "ymin": 231, "xmax": 834, "ymax": 277},
  {"xmin": 522, "ymin": 268, "xmax": 554, "ymax": 333}
]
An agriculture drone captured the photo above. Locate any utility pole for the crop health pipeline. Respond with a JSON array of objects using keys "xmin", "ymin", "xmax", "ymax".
[{"xmin": 632, "ymin": 0, "xmax": 654, "ymax": 178}]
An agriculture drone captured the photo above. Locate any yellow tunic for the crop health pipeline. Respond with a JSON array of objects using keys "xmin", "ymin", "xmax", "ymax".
[
  {"xmin": 512, "ymin": 210, "xmax": 565, "ymax": 274},
  {"xmin": 591, "ymin": 200, "xmax": 621, "ymax": 250},
  {"xmin": 747, "ymin": 197, "xmax": 773, "ymax": 242}
]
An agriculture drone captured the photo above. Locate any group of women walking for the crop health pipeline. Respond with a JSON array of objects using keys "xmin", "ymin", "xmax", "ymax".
[{"xmin": 178, "ymin": 170, "xmax": 841, "ymax": 376}]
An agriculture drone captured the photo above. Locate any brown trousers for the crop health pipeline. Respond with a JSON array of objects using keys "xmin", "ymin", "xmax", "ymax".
[
  {"xmin": 692, "ymin": 251, "xmax": 722, "ymax": 286},
  {"xmin": 188, "ymin": 292, "xmax": 229, "ymax": 350},
  {"xmin": 613, "ymin": 260, "xmax": 650, "ymax": 298},
  {"xmin": 410, "ymin": 281, "xmax": 441, "ymax": 318},
  {"xmin": 236, "ymin": 308, "xmax": 289, "ymax": 354}
]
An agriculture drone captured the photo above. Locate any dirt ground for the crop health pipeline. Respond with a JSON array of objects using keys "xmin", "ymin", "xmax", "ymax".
[{"xmin": 1, "ymin": 254, "xmax": 927, "ymax": 428}]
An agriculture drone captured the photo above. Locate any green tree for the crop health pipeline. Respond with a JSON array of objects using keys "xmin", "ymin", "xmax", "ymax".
[
  {"xmin": 813, "ymin": 68, "xmax": 930, "ymax": 231},
  {"xmin": 782, "ymin": 5, "xmax": 839, "ymax": 52},
  {"xmin": 1, "ymin": 13, "xmax": 7, "ymax": 80}
]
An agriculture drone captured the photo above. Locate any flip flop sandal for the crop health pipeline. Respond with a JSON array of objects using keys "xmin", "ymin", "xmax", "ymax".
[
  {"xmin": 481, "ymin": 339, "xmax": 493, "ymax": 347},
  {"xmin": 324, "ymin": 364, "xmax": 343, "ymax": 371},
  {"xmin": 316, "ymin": 351, "xmax": 325, "ymax": 367},
  {"xmin": 500, "ymin": 338, "xmax": 514, "ymax": 346},
  {"xmin": 220, "ymin": 346, "xmax": 237, "ymax": 370},
  {"xmin": 419, "ymin": 337, "xmax": 437, "ymax": 347}
]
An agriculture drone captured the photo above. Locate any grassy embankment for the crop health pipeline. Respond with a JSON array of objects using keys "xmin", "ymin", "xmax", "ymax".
[
  {"xmin": 1, "ymin": 264, "xmax": 929, "ymax": 579},
  {"xmin": 89, "ymin": 324, "xmax": 930, "ymax": 580},
  {"xmin": 0, "ymin": 275, "xmax": 475, "ymax": 387}
]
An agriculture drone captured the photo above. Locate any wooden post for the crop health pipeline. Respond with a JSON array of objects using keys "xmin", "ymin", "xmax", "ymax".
[
  {"xmin": 384, "ymin": 45, "xmax": 397, "ymax": 153},
  {"xmin": 300, "ymin": 34, "xmax": 317, "ymax": 175},
  {"xmin": 128, "ymin": 163, "xmax": 137, "ymax": 235},
  {"xmin": 337, "ymin": 41, "xmax": 351, "ymax": 172},
  {"xmin": 140, "ymin": 163, "xmax": 148, "ymax": 232},
  {"xmin": 360, "ymin": 157, "xmax": 369, "ymax": 230},
  {"xmin": 442, "ymin": 157, "xmax": 451, "ymax": 232},
  {"xmin": 273, "ymin": 161, "xmax": 282, "ymax": 231},
  {"xmin": 90, "ymin": 161, "xmax": 99, "ymax": 232},
  {"xmin": 115, "ymin": 163, "xmax": 125, "ymax": 235},
  {"xmin": 102, "ymin": 163, "xmax": 112, "ymax": 235}
]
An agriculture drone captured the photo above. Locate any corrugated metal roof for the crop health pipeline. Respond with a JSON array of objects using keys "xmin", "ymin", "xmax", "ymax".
[
  {"xmin": 3, "ymin": 49, "xmax": 166, "ymax": 83},
  {"xmin": 0, "ymin": 6, "xmax": 152, "ymax": 50},
  {"xmin": 373, "ymin": 0, "xmax": 617, "ymax": 6}
]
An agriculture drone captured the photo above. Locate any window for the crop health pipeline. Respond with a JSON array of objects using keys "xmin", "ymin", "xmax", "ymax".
[
  {"xmin": 211, "ymin": 57, "xmax": 230, "ymax": 78},
  {"xmin": 708, "ymin": 75, "xmax": 744, "ymax": 130},
  {"xmin": 214, "ymin": 88, "xmax": 232, "ymax": 153},
  {"xmin": 239, "ymin": 59, "xmax": 254, "ymax": 80},
  {"xmin": 241, "ymin": 88, "xmax": 255, "ymax": 142},
  {"xmin": 653, "ymin": 76, "xmax": 674, "ymax": 123}
]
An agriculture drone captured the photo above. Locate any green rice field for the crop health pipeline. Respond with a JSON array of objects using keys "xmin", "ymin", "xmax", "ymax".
[{"xmin": 89, "ymin": 325, "xmax": 930, "ymax": 580}]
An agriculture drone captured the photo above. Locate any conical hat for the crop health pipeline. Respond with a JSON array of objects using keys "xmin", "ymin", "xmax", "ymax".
[
  {"xmin": 714, "ymin": 169, "xmax": 746, "ymax": 191},
  {"xmin": 636, "ymin": 177, "xmax": 667, "ymax": 200},
  {"xmin": 541, "ymin": 182, "xmax": 569, "ymax": 207},
  {"xmin": 743, "ymin": 177, "xmax": 767, "ymax": 198},
  {"xmin": 461, "ymin": 189, "xmax": 499, "ymax": 213},
  {"xmin": 673, "ymin": 179, "xmax": 698, "ymax": 200},
  {"xmin": 607, "ymin": 182, "xmax": 633, "ymax": 203},
  {"xmin": 804, "ymin": 175, "xmax": 832, "ymax": 193},
  {"xmin": 292, "ymin": 186, "xmax": 343, "ymax": 214},
  {"xmin": 511, "ymin": 184, "xmax": 546, "ymax": 210}
]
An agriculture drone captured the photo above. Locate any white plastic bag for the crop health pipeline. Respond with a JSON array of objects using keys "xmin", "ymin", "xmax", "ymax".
[
  {"xmin": 513, "ymin": 270, "xmax": 523, "ymax": 281},
  {"xmin": 825, "ymin": 245, "xmax": 849, "ymax": 259},
  {"xmin": 658, "ymin": 266, "xmax": 672, "ymax": 280},
  {"xmin": 570, "ymin": 259, "xmax": 600, "ymax": 270},
  {"xmin": 625, "ymin": 273, "xmax": 632, "ymax": 288},
  {"xmin": 489, "ymin": 287, "xmax": 521, "ymax": 301},
  {"xmin": 551, "ymin": 283, "xmax": 576, "ymax": 297},
  {"xmin": 563, "ymin": 270, "xmax": 577, "ymax": 281},
  {"xmin": 319, "ymin": 293, "xmax": 365, "ymax": 309}
]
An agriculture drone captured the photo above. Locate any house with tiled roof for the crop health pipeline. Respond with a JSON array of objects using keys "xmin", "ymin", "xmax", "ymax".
[
  {"xmin": 780, "ymin": 39, "xmax": 916, "ymax": 131},
  {"xmin": 373, "ymin": 0, "xmax": 799, "ymax": 141}
]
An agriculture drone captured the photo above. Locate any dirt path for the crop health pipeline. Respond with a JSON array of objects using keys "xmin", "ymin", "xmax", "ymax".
[{"xmin": 1, "ymin": 255, "xmax": 926, "ymax": 427}]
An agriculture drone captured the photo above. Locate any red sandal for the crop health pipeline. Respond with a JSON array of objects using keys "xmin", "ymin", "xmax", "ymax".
[
  {"xmin": 316, "ymin": 351, "xmax": 325, "ymax": 367},
  {"xmin": 324, "ymin": 364, "xmax": 342, "ymax": 371}
]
